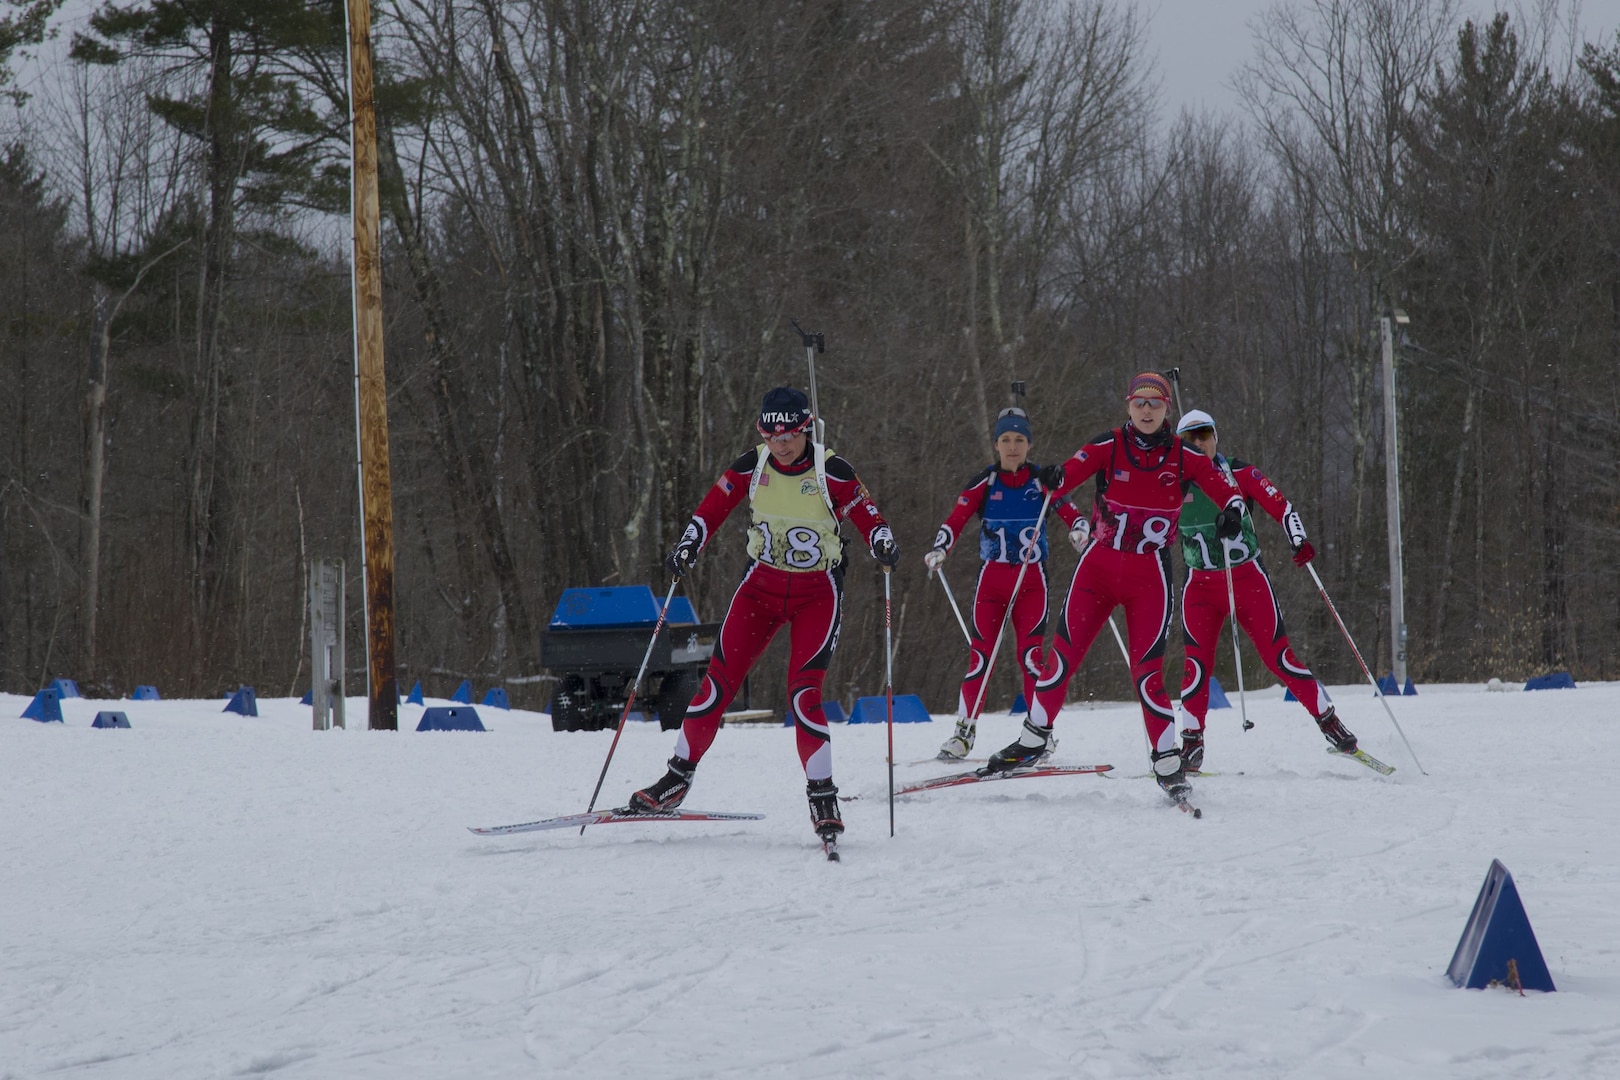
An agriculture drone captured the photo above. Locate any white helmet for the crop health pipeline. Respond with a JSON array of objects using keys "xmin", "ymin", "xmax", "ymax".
[{"xmin": 1176, "ymin": 408, "xmax": 1216, "ymax": 435}]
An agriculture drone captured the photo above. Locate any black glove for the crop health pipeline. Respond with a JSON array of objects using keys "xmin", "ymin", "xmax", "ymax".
[
  {"xmin": 1215, "ymin": 505, "xmax": 1244, "ymax": 540},
  {"xmin": 665, "ymin": 522, "xmax": 701, "ymax": 579},
  {"xmin": 871, "ymin": 526, "xmax": 900, "ymax": 567},
  {"xmin": 1037, "ymin": 463, "xmax": 1067, "ymax": 492}
]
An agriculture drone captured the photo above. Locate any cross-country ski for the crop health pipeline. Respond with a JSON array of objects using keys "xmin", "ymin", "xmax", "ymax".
[
  {"xmin": 845, "ymin": 763, "xmax": 1113, "ymax": 800},
  {"xmin": 469, "ymin": 808, "xmax": 765, "ymax": 836},
  {"xmin": 1329, "ymin": 746, "xmax": 1396, "ymax": 775}
]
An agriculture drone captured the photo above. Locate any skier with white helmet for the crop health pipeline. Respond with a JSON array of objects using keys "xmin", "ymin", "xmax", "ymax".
[{"xmin": 1173, "ymin": 408, "xmax": 1358, "ymax": 770}]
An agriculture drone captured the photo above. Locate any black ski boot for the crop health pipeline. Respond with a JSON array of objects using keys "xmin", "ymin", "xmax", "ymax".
[
  {"xmin": 807, "ymin": 778, "xmax": 844, "ymax": 838},
  {"xmin": 985, "ymin": 719, "xmax": 1053, "ymax": 774},
  {"xmin": 628, "ymin": 755, "xmax": 696, "ymax": 812},
  {"xmin": 1316, "ymin": 707, "xmax": 1358, "ymax": 753},
  {"xmin": 1179, "ymin": 729, "xmax": 1205, "ymax": 774},
  {"xmin": 1152, "ymin": 747, "xmax": 1191, "ymax": 800}
]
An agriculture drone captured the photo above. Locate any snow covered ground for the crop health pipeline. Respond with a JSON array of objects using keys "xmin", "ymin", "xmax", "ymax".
[{"xmin": 2, "ymin": 681, "xmax": 1616, "ymax": 1079}]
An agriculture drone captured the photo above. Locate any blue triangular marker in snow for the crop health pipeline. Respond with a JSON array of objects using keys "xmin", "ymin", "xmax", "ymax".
[
  {"xmin": 1009, "ymin": 692, "xmax": 1027, "ymax": 714},
  {"xmin": 1447, "ymin": 859, "xmax": 1555, "ymax": 992},
  {"xmin": 1524, "ymin": 671, "xmax": 1575, "ymax": 691},
  {"xmin": 481, "ymin": 687, "xmax": 510, "ymax": 710},
  {"xmin": 92, "ymin": 711, "xmax": 131, "ymax": 728},
  {"xmin": 1283, "ymin": 687, "xmax": 1296, "ymax": 702},
  {"xmin": 417, "ymin": 706, "xmax": 485, "ymax": 732},
  {"xmin": 132, "ymin": 685, "xmax": 161, "ymax": 701},
  {"xmin": 22, "ymin": 688, "xmax": 63, "ymax": 723},
  {"xmin": 848, "ymin": 694, "xmax": 929, "ymax": 724},
  {"xmin": 223, "ymin": 686, "xmax": 258, "ymax": 717},
  {"xmin": 820, "ymin": 699, "xmax": 847, "ymax": 723},
  {"xmin": 451, "ymin": 679, "xmax": 474, "ymax": 704},
  {"xmin": 1376, "ymin": 673, "xmax": 1399, "ymax": 695},
  {"xmin": 406, "ymin": 680, "xmax": 424, "ymax": 705},
  {"xmin": 1404, "ymin": 677, "xmax": 1418, "ymax": 695},
  {"xmin": 1207, "ymin": 677, "xmax": 1230, "ymax": 709},
  {"xmin": 50, "ymin": 678, "xmax": 81, "ymax": 699}
]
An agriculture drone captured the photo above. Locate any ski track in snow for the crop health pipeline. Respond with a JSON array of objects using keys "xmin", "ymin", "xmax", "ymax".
[{"xmin": 2, "ymin": 684, "xmax": 1619, "ymax": 1078}]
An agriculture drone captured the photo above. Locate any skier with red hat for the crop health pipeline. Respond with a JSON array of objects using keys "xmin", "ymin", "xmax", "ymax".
[
  {"xmin": 991, "ymin": 371, "xmax": 1248, "ymax": 805},
  {"xmin": 1172, "ymin": 408, "xmax": 1358, "ymax": 771},
  {"xmin": 925, "ymin": 405, "xmax": 1086, "ymax": 760},
  {"xmin": 626, "ymin": 387, "xmax": 898, "ymax": 844}
]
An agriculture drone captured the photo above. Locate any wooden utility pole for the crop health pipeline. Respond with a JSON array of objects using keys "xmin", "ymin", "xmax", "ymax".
[{"xmin": 346, "ymin": 0, "xmax": 398, "ymax": 729}]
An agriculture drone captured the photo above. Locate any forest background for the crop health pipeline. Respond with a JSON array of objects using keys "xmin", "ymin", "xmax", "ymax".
[{"xmin": 2, "ymin": 0, "xmax": 1618, "ymax": 714}]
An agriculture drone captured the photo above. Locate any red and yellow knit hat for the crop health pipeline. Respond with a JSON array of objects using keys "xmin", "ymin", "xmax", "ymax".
[{"xmin": 1125, "ymin": 371, "xmax": 1172, "ymax": 402}]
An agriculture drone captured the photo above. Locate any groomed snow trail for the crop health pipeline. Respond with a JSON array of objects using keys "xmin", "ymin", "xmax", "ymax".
[{"xmin": 2, "ymin": 684, "xmax": 1616, "ymax": 1079}]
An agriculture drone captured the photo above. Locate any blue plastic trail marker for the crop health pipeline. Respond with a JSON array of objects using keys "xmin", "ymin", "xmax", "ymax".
[
  {"xmin": 51, "ymin": 678, "xmax": 82, "ymax": 699},
  {"xmin": 22, "ymin": 689, "xmax": 63, "ymax": 723},
  {"xmin": 417, "ymin": 706, "xmax": 485, "ymax": 732},
  {"xmin": 92, "ymin": 711, "xmax": 131, "ymax": 728},
  {"xmin": 132, "ymin": 685, "xmax": 161, "ymax": 701},
  {"xmin": 451, "ymin": 679, "xmax": 474, "ymax": 704},
  {"xmin": 1524, "ymin": 671, "xmax": 1576, "ymax": 691},
  {"xmin": 1447, "ymin": 859, "xmax": 1555, "ymax": 992},
  {"xmin": 1206, "ymin": 676, "xmax": 1230, "ymax": 709},
  {"xmin": 481, "ymin": 687, "xmax": 510, "ymax": 710},
  {"xmin": 849, "ymin": 694, "xmax": 928, "ymax": 724},
  {"xmin": 223, "ymin": 686, "xmax": 259, "ymax": 717},
  {"xmin": 406, "ymin": 680, "xmax": 424, "ymax": 705}
]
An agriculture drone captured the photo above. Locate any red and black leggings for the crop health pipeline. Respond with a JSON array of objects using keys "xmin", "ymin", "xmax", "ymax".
[
  {"xmin": 674, "ymin": 561, "xmax": 843, "ymax": 781},
  {"xmin": 958, "ymin": 560, "xmax": 1049, "ymax": 719},
  {"xmin": 1030, "ymin": 543, "xmax": 1178, "ymax": 753},
  {"xmin": 1179, "ymin": 559, "xmax": 1325, "ymax": 729}
]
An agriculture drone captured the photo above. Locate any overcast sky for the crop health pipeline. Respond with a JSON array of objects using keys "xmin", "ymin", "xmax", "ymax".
[
  {"xmin": 15, "ymin": 1, "xmax": 1620, "ymax": 133},
  {"xmin": 1151, "ymin": 0, "xmax": 1620, "ymax": 121}
]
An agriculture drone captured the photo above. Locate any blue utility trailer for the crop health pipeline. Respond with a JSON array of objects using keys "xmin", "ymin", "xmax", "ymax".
[{"xmin": 541, "ymin": 587, "xmax": 717, "ymax": 732}]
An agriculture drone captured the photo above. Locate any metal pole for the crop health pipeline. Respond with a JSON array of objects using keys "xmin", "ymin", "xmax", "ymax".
[
  {"xmin": 1381, "ymin": 311, "xmax": 1408, "ymax": 689},
  {"xmin": 346, "ymin": 0, "xmax": 398, "ymax": 730},
  {"xmin": 884, "ymin": 568, "xmax": 895, "ymax": 838},
  {"xmin": 932, "ymin": 564, "xmax": 973, "ymax": 646}
]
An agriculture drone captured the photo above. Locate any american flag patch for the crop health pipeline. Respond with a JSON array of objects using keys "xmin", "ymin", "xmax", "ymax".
[
  {"xmin": 1113, "ymin": 469, "xmax": 1129, "ymax": 481},
  {"xmin": 989, "ymin": 491, "xmax": 1003, "ymax": 500},
  {"xmin": 720, "ymin": 477, "xmax": 734, "ymax": 493},
  {"xmin": 758, "ymin": 472, "xmax": 770, "ymax": 486},
  {"xmin": 957, "ymin": 496, "xmax": 970, "ymax": 506}
]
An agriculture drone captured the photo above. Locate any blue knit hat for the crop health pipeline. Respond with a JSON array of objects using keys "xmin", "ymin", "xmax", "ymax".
[{"xmin": 994, "ymin": 407, "xmax": 1032, "ymax": 441}]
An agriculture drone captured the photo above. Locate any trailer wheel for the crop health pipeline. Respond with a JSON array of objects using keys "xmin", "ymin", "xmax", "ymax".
[
  {"xmin": 654, "ymin": 669, "xmax": 701, "ymax": 730},
  {"xmin": 550, "ymin": 674, "xmax": 587, "ymax": 731}
]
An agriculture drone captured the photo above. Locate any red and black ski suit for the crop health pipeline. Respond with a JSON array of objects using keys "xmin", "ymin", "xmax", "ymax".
[
  {"xmin": 670, "ymin": 445, "xmax": 891, "ymax": 782},
  {"xmin": 1178, "ymin": 456, "xmax": 1329, "ymax": 730},
  {"xmin": 1032, "ymin": 426, "xmax": 1244, "ymax": 754},
  {"xmin": 930, "ymin": 464, "xmax": 1082, "ymax": 718}
]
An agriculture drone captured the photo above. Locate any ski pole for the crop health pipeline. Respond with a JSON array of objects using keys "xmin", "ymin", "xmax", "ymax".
[
  {"xmin": 967, "ymin": 490, "xmax": 1053, "ymax": 724},
  {"xmin": 1305, "ymin": 563, "xmax": 1427, "ymax": 775},
  {"xmin": 580, "ymin": 578, "xmax": 683, "ymax": 831},
  {"xmin": 933, "ymin": 564, "xmax": 973, "ymax": 646},
  {"xmin": 883, "ymin": 566, "xmax": 896, "ymax": 837},
  {"xmin": 1224, "ymin": 547, "xmax": 1252, "ymax": 731},
  {"xmin": 1106, "ymin": 615, "xmax": 1130, "ymax": 665},
  {"xmin": 1166, "ymin": 367, "xmax": 1184, "ymax": 415}
]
